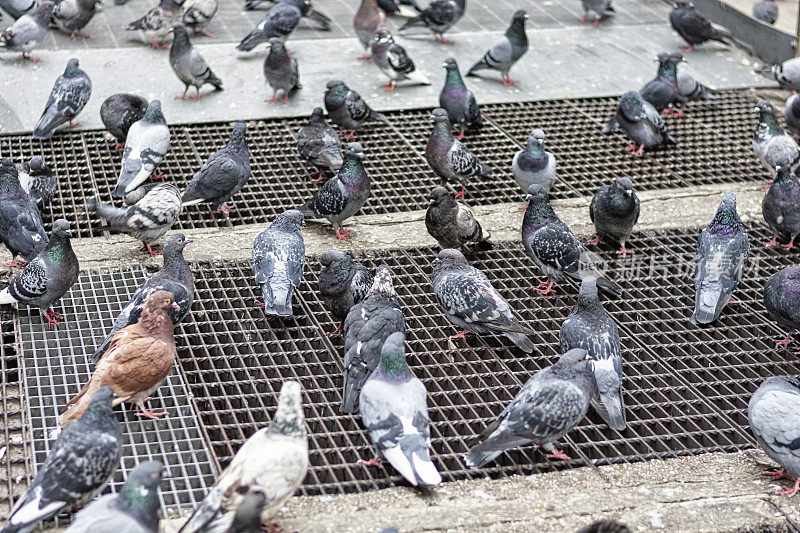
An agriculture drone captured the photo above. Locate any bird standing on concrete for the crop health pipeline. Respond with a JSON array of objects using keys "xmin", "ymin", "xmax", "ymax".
[
  {"xmin": 181, "ymin": 0, "xmax": 218, "ymax": 37},
  {"xmin": 0, "ymin": 0, "xmax": 37, "ymax": 19},
  {"xmin": 51, "ymin": 0, "xmax": 95, "ymax": 39},
  {"xmin": 466, "ymin": 10, "xmax": 528, "ymax": 86},
  {"xmin": 263, "ymin": 37, "xmax": 300, "ymax": 102},
  {"xmin": 581, "ymin": 0, "xmax": 614, "ymax": 26},
  {"xmin": 169, "ymin": 23, "xmax": 223, "ymax": 100},
  {"xmin": 236, "ymin": 0, "xmax": 310, "ymax": 52},
  {"xmin": 425, "ymin": 186, "xmax": 491, "ymax": 252},
  {"xmin": 126, "ymin": 0, "xmax": 182, "ymax": 48},
  {"xmin": 0, "ymin": 2, "xmax": 50, "ymax": 61},
  {"xmin": 785, "ymin": 94, "xmax": 800, "ymax": 138},
  {"xmin": 33, "ymin": 58, "xmax": 92, "ymax": 140},
  {"xmin": 370, "ymin": 28, "xmax": 430, "ymax": 91},
  {"xmin": 439, "ymin": 57, "xmax": 482, "ymax": 140},
  {"xmin": 114, "ymin": 100, "xmax": 170, "ymax": 199},
  {"xmin": 398, "ymin": 0, "xmax": 464, "ymax": 44},
  {"xmin": 588, "ymin": 177, "xmax": 640, "ymax": 255},
  {"xmin": 252, "ymin": 210, "xmax": 305, "ymax": 316},
  {"xmin": 669, "ymin": 0, "xmax": 730, "ymax": 52},
  {"xmin": 353, "ymin": 0, "xmax": 384, "ymax": 60}
]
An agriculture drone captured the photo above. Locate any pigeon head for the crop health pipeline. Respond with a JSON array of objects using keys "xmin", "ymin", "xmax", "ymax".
[
  {"xmin": 507, "ymin": 9, "xmax": 528, "ymax": 42},
  {"xmin": 231, "ymin": 491, "xmax": 267, "ymax": 532},
  {"xmin": 0, "ymin": 158, "xmax": 16, "ymax": 176},
  {"xmin": 613, "ymin": 177, "xmax": 634, "ymax": 196},
  {"xmin": 268, "ymin": 37, "xmax": 287, "ymax": 53},
  {"xmin": 377, "ymin": 331, "xmax": 411, "ymax": 379},
  {"xmin": 754, "ymin": 99, "xmax": 776, "ymax": 117},
  {"xmin": 35, "ymin": 1, "xmax": 53, "ymax": 18},
  {"xmin": 274, "ymin": 209, "xmax": 306, "ymax": 231},
  {"xmin": 525, "ymin": 183, "xmax": 549, "ymax": 203},
  {"xmin": 525, "ymin": 129, "xmax": 546, "ymax": 152},
  {"xmin": 512, "ymin": 9, "xmax": 528, "ymax": 22},
  {"xmin": 373, "ymin": 27, "xmax": 393, "ymax": 44},
  {"xmin": 576, "ymin": 278, "xmax": 601, "ymax": 308},
  {"xmin": 117, "ymin": 461, "xmax": 166, "ymax": 530},
  {"xmin": 319, "ymin": 250, "xmax": 349, "ymax": 268},
  {"xmin": 672, "ymin": 0, "xmax": 692, "ymax": 7},
  {"xmin": 773, "ymin": 165, "xmax": 796, "ymax": 184},
  {"xmin": 145, "ymin": 290, "xmax": 180, "ymax": 314},
  {"xmin": 83, "ymin": 386, "xmax": 117, "ymax": 419},
  {"xmin": 229, "ymin": 121, "xmax": 247, "ymax": 144},
  {"xmin": 163, "ymin": 232, "xmax": 192, "ymax": 258},
  {"xmin": 28, "ymin": 156, "xmax": 44, "ymax": 172},
  {"xmin": 308, "ymin": 107, "xmax": 326, "ymax": 124},
  {"xmin": 344, "ymin": 142, "xmax": 364, "ymax": 159},
  {"xmin": 269, "ymin": 380, "xmax": 306, "ymax": 438},
  {"xmin": 429, "ymin": 108, "xmax": 450, "ymax": 124},
  {"xmin": 432, "ymin": 248, "xmax": 468, "ymax": 273},
  {"xmin": 50, "ymin": 219, "xmax": 72, "ymax": 239},
  {"xmin": 0, "ymin": 159, "xmax": 23, "ymax": 195},
  {"xmin": 326, "ymin": 80, "xmax": 347, "ymax": 92},
  {"xmin": 64, "ymin": 58, "xmax": 81, "ymax": 77},
  {"xmin": 170, "ymin": 22, "xmax": 188, "ymax": 36},
  {"xmin": 367, "ymin": 265, "xmax": 397, "ymax": 298},
  {"xmin": 428, "ymin": 186, "xmax": 452, "ymax": 207},
  {"xmin": 558, "ymin": 347, "xmax": 591, "ymax": 372},
  {"xmin": 657, "ymin": 52, "xmax": 683, "ymax": 77},
  {"xmin": 143, "ymin": 100, "xmax": 166, "ymax": 124},
  {"xmin": 708, "ymin": 192, "xmax": 744, "ymax": 237},
  {"xmin": 618, "ymin": 91, "xmax": 646, "ymax": 122},
  {"xmin": 442, "ymin": 57, "xmax": 458, "ymax": 70}
]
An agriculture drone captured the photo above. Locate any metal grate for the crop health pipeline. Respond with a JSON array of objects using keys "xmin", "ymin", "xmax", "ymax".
[{"xmin": 0, "ymin": 313, "xmax": 29, "ymax": 515}]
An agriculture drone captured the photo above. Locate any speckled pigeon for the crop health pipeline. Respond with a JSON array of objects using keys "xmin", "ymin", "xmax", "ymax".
[
  {"xmin": 464, "ymin": 348, "xmax": 596, "ymax": 467},
  {"xmin": 753, "ymin": 99, "xmax": 799, "ymax": 177},
  {"xmin": 0, "ymin": 158, "xmax": 48, "ymax": 267},
  {"xmin": 588, "ymin": 177, "xmax": 640, "ymax": 255},
  {"xmin": 785, "ymin": 94, "xmax": 800, "ymax": 137},
  {"xmin": 522, "ymin": 184, "xmax": 621, "ymax": 297},
  {"xmin": 425, "ymin": 186, "xmax": 491, "ymax": 251},
  {"xmin": 263, "ymin": 37, "xmax": 300, "ymax": 102},
  {"xmin": 235, "ymin": 0, "xmax": 311, "ymax": 52},
  {"xmin": 640, "ymin": 52, "xmax": 686, "ymax": 115},
  {"xmin": 677, "ymin": 69, "xmax": 717, "ymax": 101},
  {"xmin": 0, "ymin": 387, "xmax": 121, "ymax": 533},
  {"xmin": 753, "ymin": 0, "xmax": 777, "ymax": 24},
  {"xmin": 606, "ymin": 91, "xmax": 676, "ymax": 154},
  {"xmin": 0, "ymin": 2, "xmax": 50, "ymax": 61},
  {"xmin": 100, "ymin": 94, "xmax": 148, "ymax": 150},
  {"xmin": 16, "ymin": 156, "xmax": 57, "ymax": 210},
  {"xmin": 466, "ymin": 10, "xmax": 528, "ymax": 86},
  {"xmin": 757, "ymin": 57, "xmax": 800, "ymax": 92},
  {"xmin": 126, "ymin": 0, "xmax": 182, "ymax": 48},
  {"xmin": 581, "ymin": 0, "xmax": 614, "ymax": 26},
  {"xmin": 691, "ymin": 192, "xmax": 749, "ymax": 325},
  {"xmin": 512, "ymin": 129, "xmax": 557, "ymax": 195},
  {"xmin": 323, "ymin": 80, "xmax": 387, "ymax": 138},
  {"xmin": 318, "ymin": 250, "xmax": 373, "ymax": 328},
  {"xmin": 370, "ymin": 28, "xmax": 429, "ymax": 91},
  {"xmin": 33, "ymin": 58, "xmax": 92, "ymax": 140},
  {"xmin": 341, "ymin": 265, "xmax": 405, "ymax": 414},
  {"xmin": 669, "ymin": 0, "xmax": 730, "ymax": 52},
  {"xmin": 763, "ymin": 165, "xmax": 800, "ymax": 250},
  {"xmin": 560, "ymin": 278, "xmax": 625, "ymax": 431},
  {"xmin": 439, "ymin": 57, "xmax": 481, "ymax": 140},
  {"xmin": 51, "ymin": 0, "xmax": 95, "ymax": 39},
  {"xmin": 181, "ymin": 0, "xmax": 217, "ymax": 37},
  {"xmin": 0, "ymin": 0, "xmax": 36, "ymax": 19},
  {"xmin": 113, "ymin": 100, "xmax": 170, "ymax": 199},
  {"xmin": 169, "ymin": 23, "xmax": 223, "ymax": 100},
  {"xmin": 252, "ymin": 210, "xmax": 305, "ymax": 317},
  {"xmin": 398, "ymin": 0, "xmax": 464, "ymax": 43},
  {"xmin": 764, "ymin": 265, "xmax": 800, "ymax": 351},
  {"xmin": 296, "ymin": 107, "xmax": 343, "ymax": 178},
  {"xmin": 353, "ymin": 0, "xmax": 384, "ymax": 59}
]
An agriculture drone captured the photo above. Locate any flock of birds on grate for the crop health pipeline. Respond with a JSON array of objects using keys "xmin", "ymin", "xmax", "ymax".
[{"xmin": 1, "ymin": 0, "xmax": 800, "ymax": 531}]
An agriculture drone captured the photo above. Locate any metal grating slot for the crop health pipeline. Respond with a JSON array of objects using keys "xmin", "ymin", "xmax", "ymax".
[{"xmin": 0, "ymin": 313, "xmax": 29, "ymax": 515}]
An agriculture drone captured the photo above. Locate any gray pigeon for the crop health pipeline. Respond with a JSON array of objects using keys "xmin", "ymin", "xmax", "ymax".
[
  {"xmin": 181, "ymin": 121, "xmax": 250, "ymax": 214},
  {"xmin": 0, "ymin": 158, "xmax": 48, "ymax": 266},
  {"xmin": 235, "ymin": 0, "xmax": 311, "ymax": 52},
  {"xmin": 318, "ymin": 249, "xmax": 373, "ymax": 328},
  {"xmin": 298, "ymin": 142, "xmax": 370, "ymax": 241},
  {"xmin": 588, "ymin": 177, "xmax": 640, "ymax": 255},
  {"xmin": 398, "ymin": 0, "xmax": 464, "ymax": 43},
  {"xmin": 748, "ymin": 376, "xmax": 800, "ymax": 497},
  {"xmin": 785, "ymin": 94, "xmax": 800, "ymax": 137},
  {"xmin": 169, "ymin": 23, "xmax": 223, "ymax": 100},
  {"xmin": 51, "ymin": 0, "xmax": 95, "ymax": 38},
  {"xmin": 581, "ymin": 0, "xmax": 613, "ymax": 25},
  {"xmin": 252, "ymin": 210, "xmax": 305, "ymax": 317},
  {"xmin": 296, "ymin": 107, "xmax": 343, "ymax": 179},
  {"xmin": 0, "ymin": 2, "xmax": 50, "ymax": 61},
  {"xmin": 16, "ymin": 156, "xmax": 57, "ymax": 210},
  {"xmin": 753, "ymin": 0, "xmax": 777, "ymax": 24},
  {"xmin": 466, "ymin": 10, "xmax": 528, "ymax": 86},
  {"xmin": 669, "ymin": 0, "xmax": 729, "ymax": 52},
  {"xmin": 178, "ymin": 381, "xmax": 308, "ymax": 533},
  {"xmin": 33, "ymin": 58, "xmax": 92, "ymax": 140},
  {"xmin": 559, "ymin": 278, "xmax": 625, "ymax": 431},
  {"xmin": 640, "ymin": 52, "xmax": 686, "ymax": 115},
  {"xmin": 126, "ymin": 0, "xmax": 181, "ymax": 48},
  {"xmin": 512, "ymin": 129, "xmax": 557, "ymax": 194},
  {"xmin": 113, "ymin": 100, "xmax": 170, "ymax": 199},
  {"xmin": 763, "ymin": 165, "xmax": 800, "ymax": 250},
  {"xmin": 425, "ymin": 186, "xmax": 491, "ymax": 251},
  {"xmin": 522, "ymin": 184, "xmax": 621, "ymax": 297},
  {"xmin": 370, "ymin": 28, "xmax": 429, "ymax": 91},
  {"xmin": 341, "ymin": 265, "xmax": 405, "ymax": 414},
  {"xmin": 100, "ymin": 94, "xmax": 149, "ymax": 150},
  {"xmin": 181, "ymin": 0, "xmax": 217, "ymax": 37},
  {"xmin": 464, "ymin": 348, "xmax": 596, "ymax": 468},
  {"xmin": 0, "ymin": 219, "xmax": 77, "ymax": 329},
  {"xmin": 691, "ymin": 192, "xmax": 749, "ymax": 325},
  {"xmin": 607, "ymin": 91, "xmax": 676, "ymax": 154},
  {"xmin": 86, "ymin": 183, "xmax": 182, "ymax": 255},
  {"xmin": 90, "ymin": 233, "xmax": 194, "ymax": 363},
  {"xmin": 323, "ymin": 80, "xmax": 387, "ymax": 138},
  {"xmin": 0, "ymin": 0, "xmax": 36, "ymax": 19},
  {"xmin": 426, "ymin": 108, "xmax": 493, "ymax": 198},
  {"xmin": 353, "ymin": 0, "xmax": 384, "ymax": 59},
  {"xmin": 764, "ymin": 265, "xmax": 800, "ymax": 351},
  {"xmin": 64, "ymin": 461, "xmax": 166, "ymax": 533},
  {"xmin": 757, "ymin": 57, "xmax": 800, "ymax": 92},
  {"xmin": 0, "ymin": 387, "xmax": 122, "ymax": 533},
  {"xmin": 432, "ymin": 248, "xmax": 534, "ymax": 352},
  {"xmin": 576, "ymin": 520, "xmax": 630, "ymax": 533},
  {"xmin": 358, "ymin": 332, "xmax": 442, "ymax": 486},
  {"xmin": 263, "ymin": 37, "xmax": 300, "ymax": 102},
  {"xmin": 439, "ymin": 57, "xmax": 482, "ymax": 140},
  {"xmin": 677, "ymin": 69, "xmax": 717, "ymax": 101},
  {"xmin": 226, "ymin": 491, "xmax": 266, "ymax": 533},
  {"xmin": 753, "ymin": 99, "xmax": 799, "ymax": 177}
]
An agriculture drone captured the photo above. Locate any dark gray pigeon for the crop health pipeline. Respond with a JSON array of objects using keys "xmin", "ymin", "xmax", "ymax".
[
  {"xmin": 464, "ymin": 348, "xmax": 596, "ymax": 468},
  {"xmin": 466, "ymin": 10, "xmax": 528, "ymax": 86},
  {"xmin": 341, "ymin": 265, "xmax": 405, "ymax": 414},
  {"xmin": 296, "ymin": 107, "xmax": 343, "ymax": 178},
  {"xmin": 763, "ymin": 165, "xmax": 800, "ymax": 250},
  {"xmin": 181, "ymin": 0, "xmax": 217, "ymax": 37},
  {"xmin": 318, "ymin": 249, "xmax": 373, "ymax": 328},
  {"xmin": 100, "ymin": 94, "xmax": 149, "ymax": 150},
  {"xmin": 753, "ymin": 99, "xmax": 799, "ymax": 177},
  {"xmin": 89, "ymin": 233, "xmax": 194, "ymax": 363},
  {"xmin": 757, "ymin": 57, "xmax": 800, "ymax": 92},
  {"xmin": 252, "ymin": 210, "xmax": 305, "ymax": 317},
  {"xmin": 0, "ymin": 158, "xmax": 48, "ymax": 266},
  {"xmin": 581, "ymin": 0, "xmax": 613, "ymax": 25},
  {"xmin": 235, "ymin": 0, "xmax": 311, "ymax": 52},
  {"xmin": 640, "ymin": 52, "xmax": 686, "ymax": 115},
  {"xmin": 376, "ymin": 0, "xmax": 420, "ymax": 17},
  {"xmin": 126, "ymin": 0, "xmax": 182, "ymax": 48},
  {"xmin": 323, "ymin": 80, "xmax": 387, "ymax": 138},
  {"xmin": 669, "ymin": 0, "xmax": 730, "ymax": 52},
  {"xmin": 398, "ymin": 0, "xmax": 464, "ymax": 43},
  {"xmin": 0, "ymin": 0, "xmax": 36, "ymax": 19},
  {"xmin": 86, "ymin": 183, "xmax": 182, "ymax": 255},
  {"xmin": 764, "ymin": 265, "xmax": 800, "ymax": 351},
  {"xmin": 522, "ymin": 184, "xmax": 621, "ymax": 297},
  {"xmin": 512, "ymin": 129, "xmax": 557, "ymax": 194},
  {"xmin": 439, "ymin": 57, "xmax": 481, "ymax": 140},
  {"xmin": 353, "ymin": 0, "xmax": 384, "ymax": 59},
  {"xmin": 432, "ymin": 248, "xmax": 534, "ymax": 352},
  {"xmin": 753, "ymin": 0, "xmax": 777, "ymax": 24},
  {"xmin": 677, "ymin": 69, "xmax": 717, "ymax": 101},
  {"xmin": 691, "ymin": 192, "xmax": 749, "ymax": 325},
  {"xmin": 64, "ymin": 461, "xmax": 166, "ymax": 533},
  {"xmin": 263, "ymin": 37, "xmax": 300, "ymax": 102},
  {"xmin": 748, "ymin": 376, "xmax": 800, "ymax": 497},
  {"xmin": 225, "ymin": 491, "xmax": 266, "ymax": 533},
  {"xmin": 588, "ymin": 177, "xmax": 640, "ymax": 255},
  {"xmin": 785, "ymin": 94, "xmax": 800, "ymax": 137},
  {"xmin": 559, "ymin": 278, "xmax": 625, "ymax": 431},
  {"xmin": 113, "ymin": 100, "xmax": 170, "ymax": 199},
  {"xmin": 358, "ymin": 332, "xmax": 442, "ymax": 486},
  {"xmin": 425, "ymin": 186, "xmax": 491, "ymax": 251},
  {"xmin": 298, "ymin": 142, "xmax": 370, "ymax": 241},
  {"xmin": 0, "ymin": 2, "xmax": 50, "ymax": 61},
  {"xmin": 606, "ymin": 91, "xmax": 676, "ymax": 154},
  {"xmin": 576, "ymin": 520, "xmax": 631, "ymax": 533},
  {"xmin": 425, "ymin": 108, "xmax": 493, "ymax": 198},
  {"xmin": 16, "ymin": 156, "xmax": 57, "ymax": 210},
  {"xmin": 0, "ymin": 387, "xmax": 121, "ymax": 533},
  {"xmin": 370, "ymin": 28, "xmax": 429, "ymax": 91},
  {"xmin": 169, "ymin": 23, "xmax": 223, "ymax": 100},
  {"xmin": 51, "ymin": 0, "xmax": 95, "ymax": 38},
  {"xmin": 181, "ymin": 121, "xmax": 250, "ymax": 215},
  {"xmin": 33, "ymin": 58, "xmax": 92, "ymax": 140}
]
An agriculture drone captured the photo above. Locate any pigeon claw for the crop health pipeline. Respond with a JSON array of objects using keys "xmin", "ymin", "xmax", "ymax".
[
  {"xmin": 382, "ymin": 81, "xmax": 396, "ymax": 92},
  {"xmin": 255, "ymin": 299, "xmax": 266, "ymax": 308},
  {"xmin": 782, "ymin": 236, "xmax": 797, "ymax": 250},
  {"xmin": 329, "ymin": 322, "xmax": 344, "ymax": 335},
  {"xmin": 114, "ymin": 142, "xmax": 125, "ymax": 151},
  {"xmin": 501, "ymin": 76, "xmax": 519, "ymax": 87},
  {"xmin": 135, "ymin": 403, "xmax": 168, "ymax": 419},
  {"xmin": 282, "ymin": 94, "xmax": 290, "ymax": 103},
  {"xmin": 44, "ymin": 309, "xmax": 63, "ymax": 329},
  {"xmin": 763, "ymin": 468, "xmax": 790, "ymax": 480},
  {"xmin": 150, "ymin": 172, "xmax": 166, "ymax": 180},
  {"xmin": 358, "ymin": 457, "xmax": 384, "ymax": 467},
  {"xmin": 582, "ymin": 14, "xmax": 589, "ymax": 21},
  {"xmin": 21, "ymin": 53, "xmax": 41, "ymax": 62},
  {"xmin": 775, "ymin": 334, "xmax": 794, "ymax": 349},
  {"xmin": 269, "ymin": 524, "xmax": 285, "ymax": 533},
  {"xmin": 338, "ymin": 130, "xmax": 356, "ymax": 141},
  {"xmin": 312, "ymin": 170, "xmax": 326, "ymax": 182},
  {"xmin": 140, "ymin": 243, "xmax": 162, "ymax": 256},
  {"xmin": 195, "ymin": 29, "xmax": 216, "ymax": 38},
  {"xmin": 533, "ymin": 279, "xmax": 554, "ymax": 295},
  {"xmin": 546, "ymin": 448, "xmax": 571, "ymax": 461},
  {"xmin": 617, "ymin": 245, "xmax": 634, "ymax": 255},
  {"xmin": 449, "ymin": 330, "xmax": 474, "ymax": 341},
  {"xmin": 436, "ymin": 36, "xmax": 454, "ymax": 45},
  {"xmin": 777, "ymin": 478, "xmax": 800, "ymax": 497},
  {"xmin": 267, "ymin": 95, "xmax": 278, "ymax": 103},
  {"xmin": 3, "ymin": 258, "xmax": 27, "ymax": 268},
  {"xmin": 455, "ymin": 130, "xmax": 467, "ymax": 140},
  {"xmin": 586, "ymin": 235, "xmax": 604, "ymax": 245},
  {"xmin": 765, "ymin": 236, "xmax": 779, "ymax": 247},
  {"xmin": 453, "ymin": 186, "xmax": 466, "ymax": 200},
  {"xmin": 335, "ymin": 227, "xmax": 355, "ymax": 241},
  {"xmin": 218, "ymin": 204, "xmax": 233, "ymax": 216},
  {"xmin": 67, "ymin": 122, "xmax": 80, "ymax": 128},
  {"xmin": 591, "ymin": 19, "xmax": 600, "ymax": 26}
]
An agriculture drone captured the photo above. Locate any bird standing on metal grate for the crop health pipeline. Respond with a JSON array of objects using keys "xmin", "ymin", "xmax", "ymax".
[
  {"xmin": 604, "ymin": 91, "xmax": 676, "ymax": 155},
  {"xmin": 397, "ymin": 0, "xmax": 464, "ymax": 44},
  {"xmin": 32, "ymin": 58, "xmax": 92, "ymax": 140},
  {"xmin": 0, "ymin": 158, "xmax": 48, "ymax": 268},
  {"xmin": 587, "ymin": 177, "xmax": 640, "ymax": 255},
  {"xmin": 425, "ymin": 186, "xmax": 492, "ymax": 252},
  {"xmin": 323, "ymin": 80, "xmax": 387, "ymax": 139},
  {"xmin": 763, "ymin": 165, "xmax": 800, "ymax": 250},
  {"xmin": 439, "ymin": 57, "xmax": 482, "ymax": 140},
  {"xmin": 295, "ymin": 107, "xmax": 343, "ymax": 180},
  {"xmin": 113, "ymin": 100, "xmax": 171, "ymax": 199},
  {"xmin": 15, "ymin": 156, "xmax": 57, "ymax": 211},
  {"xmin": 100, "ymin": 93, "xmax": 149, "ymax": 151},
  {"xmin": 512, "ymin": 129, "xmax": 557, "ymax": 195},
  {"xmin": 753, "ymin": 99, "xmax": 800, "ymax": 179},
  {"xmin": 763, "ymin": 265, "xmax": 800, "ymax": 352},
  {"xmin": 252, "ymin": 210, "xmax": 305, "ymax": 316},
  {"xmin": 318, "ymin": 250, "xmax": 373, "ymax": 334}
]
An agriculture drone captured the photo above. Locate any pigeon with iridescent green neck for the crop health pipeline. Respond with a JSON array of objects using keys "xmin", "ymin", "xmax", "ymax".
[
  {"xmin": 466, "ymin": 10, "xmax": 528, "ymax": 86},
  {"xmin": 753, "ymin": 99, "xmax": 799, "ymax": 177},
  {"xmin": 439, "ymin": 57, "xmax": 481, "ymax": 140},
  {"xmin": 640, "ymin": 52, "xmax": 686, "ymax": 116},
  {"xmin": 763, "ymin": 165, "xmax": 800, "ymax": 250},
  {"xmin": 323, "ymin": 80, "xmax": 387, "ymax": 138},
  {"xmin": 33, "ymin": 58, "xmax": 92, "ymax": 140},
  {"xmin": 512, "ymin": 129, "xmax": 556, "ymax": 194}
]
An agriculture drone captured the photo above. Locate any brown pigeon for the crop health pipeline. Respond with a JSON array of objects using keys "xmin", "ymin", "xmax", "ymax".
[{"xmin": 58, "ymin": 290, "xmax": 180, "ymax": 427}]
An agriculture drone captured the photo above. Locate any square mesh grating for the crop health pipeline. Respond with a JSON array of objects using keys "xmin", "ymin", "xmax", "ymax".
[{"xmin": 0, "ymin": 313, "xmax": 29, "ymax": 516}]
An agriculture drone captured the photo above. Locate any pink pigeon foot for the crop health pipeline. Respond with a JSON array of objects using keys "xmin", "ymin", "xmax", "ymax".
[
  {"xmin": 765, "ymin": 236, "xmax": 779, "ymax": 247},
  {"xmin": 44, "ymin": 308, "xmax": 63, "ymax": 329},
  {"xmin": 617, "ymin": 245, "xmax": 633, "ymax": 255},
  {"xmin": 775, "ymin": 334, "xmax": 793, "ymax": 349},
  {"xmin": 546, "ymin": 448, "xmax": 571, "ymax": 461},
  {"xmin": 358, "ymin": 457, "xmax": 384, "ymax": 467},
  {"xmin": 449, "ymin": 330, "xmax": 474, "ymax": 341},
  {"xmin": 136, "ymin": 398, "xmax": 167, "ymax": 419},
  {"xmin": 777, "ymin": 478, "xmax": 800, "ymax": 497},
  {"xmin": 139, "ymin": 243, "xmax": 162, "ymax": 256},
  {"xmin": 586, "ymin": 235, "xmax": 604, "ymax": 245},
  {"xmin": 218, "ymin": 204, "xmax": 233, "ymax": 216},
  {"xmin": 335, "ymin": 227, "xmax": 355, "ymax": 241},
  {"xmin": 534, "ymin": 279, "xmax": 555, "ymax": 295}
]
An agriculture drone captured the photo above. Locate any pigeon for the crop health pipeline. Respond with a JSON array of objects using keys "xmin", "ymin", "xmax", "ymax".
[
  {"xmin": 178, "ymin": 381, "xmax": 308, "ymax": 533},
  {"xmin": 669, "ymin": 0, "xmax": 730, "ymax": 51},
  {"xmin": 252, "ymin": 210, "xmax": 305, "ymax": 317},
  {"xmin": 51, "ymin": 0, "xmax": 95, "ymax": 39},
  {"xmin": 318, "ymin": 249, "xmax": 373, "ymax": 327},
  {"xmin": 559, "ymin": 278, "xmax": 625, "ymax": 431},
  {"xmin": 181, "ymin": 121, "xmax": 250, "ymax": 214},
  {"xmin": 0, "ymin": 0, "xmax": 36, "ymax": 19},
  {"xmin": 341, "ymin": 265, "xmax": 405, "ymax": 414},
  {"xmin": 748, "ymin": 376, "xmax": 800, "ymax": 497},
  {"xmin": 0, "ymin": 158, "xmax": 48, "ymax": 267},
  {"xmin": 169, "ymin": 23, "xmax": 223, "ymax": 100},
  {"xmin": 398, "ymin": 0, "xmax": 464, "ymax": 44},
  {"xmin": 691, "ymin": 192, "xmax": 749, "ymax": 325},
  {"xmin": 376, "ymin": 0, "xmax": 419, "ymax": 18},
  {"xmin": 763, "ymin": 165, "xmax": 800, "ymax": 250},
  {"xmin": 785, "ymin": 94, "xmax": 800, "ymax": 137},
  {"xmin": 323, "ymin": 80, "xmax": 387, "ymax": 138},
  {"xmin": 263, "ymin": 37, "xmax": 300, "ymax": 102},
  {"xmin": 370, "ymin": 28, "xmax": 430, "ymax": 91},
  {"xmin": 90, "ymin": 233, "xmax": 194, "ymax": 364},
  {"xmin": 425, "ymin": 108, "xmax": 493, "ymax": 198},
  {"xmin": 522, "ymin": 184, "xmax": 621, "ymax": 297},
  {"xmin": 235, "ymin": 0, "xmax": 310, "ymax": 52},
  {"xmin": 32, "ymin": 58, "xmax": 92, "ymax": 140},
  {"xmin": 588, "ymin": 177, "xmax": 640, "ymax": 255},
  {"xmin": 432, "ymin": 248, "xmax": 534, "ymax": 352},
  {"xmin": 0, "ymin": 2, "xmax": 49, "ymax": 61},
  {"xmin": 640, "ymin": 52, "xmax": 686, "ymax": 115},
  {"xmin": 353, "ymin": 0, "xmax": 385, "ymax": 60},
  {"xmin": 464, "ymin": 348, "xmax": 596, "ymax": 468},
  {"xmin": 576, "ymin": 521, "xmax": 631, "ymax": 533},
  {"xmin": 606, "ymin": 91, "xmax": 676, "ymax": 154},
  {"xmin": 16, "ymin": 156, "xmax": 57, "ymax": 210},
  {"xmin": 59, "ymin": 290, "xmax": 180, "ymax": 426},
  {"xmin": 439, "ymin": 57, "xmax": 481, "ymax": 140},
  {"xmin": 224, "ymin": 491, "xmax": 266, "ymax": 533},
  {"xmin": 0, "ymin": 219, "xmax": 78, "ymax": 329},
  {"xmin": 298, "ymin": 142, "xmax": 370, "ymax": 241},
  {"xmin": 581, "ymin": 0, "xmax": 613, "ymax": 26},
  {"xmin": 1, "ymin": 387, "xmax": 121, "ymax": 533},
  {"xmin": 296, "ymin": 107, "xmax": 343, "ymax": 178},
  {"xmin": 64, "ymin": 461, "xmax": 166, "ymax": 533},
  {"xmin": 113, "ymin": 100, "xmax": 170, "ymax": 199},
  {"xmin": 512, "ymin": 129, "xmax": 557, "ymax": 195},
  {"xmin": 757, "ymin": 57, "xmax": 800, "ymax": 92},
  {"xmin": 181, "ymin": 0, "xmax": 217, "ymax": 37},
  {"xmin": 100, "ymin": 94, "xmax": 149, "ymax": 150},
  {"xmin": 425, "ymin": 186, "xmax": 491, "ymax": 251},
  {"xmin": 126, "ymin": 0, "xmax": 182, "ymax": 48},
  {"xmin": 764, "ymin": 265, "xmax": 800, "ymax": 351},
  {"xmin": 753, "ymin": 0, "xmax": 777, "ymax": 24},
  {"xmin": 86, "ymin": 183, "xmax": 182, "ymax": 255},
  {"xmin": 242, "ymin": 0, "xmax": 331, "ymax": 28},
  {"xmin": 677, "ymin": 69, "xmax": 717, "ymax": 101},
  {"xmin": 358, "ymin": 332, "xmax": 442, "ymax": 486},
  {"xmin": 466, "ymin": 10, "xmax": 528, "ymax": 86},
  {"xmin": 753, "ymin": 99, "xmax": 799, "ymax": 176}
]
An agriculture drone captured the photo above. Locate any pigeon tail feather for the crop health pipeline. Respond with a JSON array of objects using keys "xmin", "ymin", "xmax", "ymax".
[
  {"xmin": 505, "ymin": 331, "xmax": 534, "ymax": 353},
  {"xmin": 235, "ymin": 30, "xmax": 263, "ymax": 52},
  {"xmin": 465, "ymin": 58, "xmax": 489, "ymax": 77},
  {"xmin": 594, "ymin": 395, "xmax": 626, "ymax": 431},
  {"xmin": 261, "ymin": 281, "xmax": 292, "ymax": 316},
  {"xmin": 398, "ymin": 14, "xmax": 426, "ymax": 31},
  {"xmin": 86, "ymin": 197, "xmax": 131, "ymax": 232},
  {"xmin": 596, "ymin": 276, "xmax": 621, "ymax": 298},
  {"xmin": 463, "ymin": 448, "xmax": 502, "ymax": 469},
  {"xmin": 0, "ymin": 288, "xmax": 18, "ymax": 306},
  {"xmin": 177, "ymin": 486, "xmax": 226, "ymax": 533}
]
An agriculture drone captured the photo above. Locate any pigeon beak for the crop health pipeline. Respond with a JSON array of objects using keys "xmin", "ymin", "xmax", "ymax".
[
  {"xmin": 442, "ymin": 62, "xmax": 447, "ymax": 68},
  {"xmin": 65, "ymin": 230, "xmax": 73, "ymax": 237},
  {"xmin": 171, "ymin": 302, "xmax": 180, "ymax": 310},
  {"xmin": 625, "ymin": 189, "xmax": 632, "ymax": 197},
  {"xmin": 185, "ymin": 238, "xmax": 194, "ymax": 244}
]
